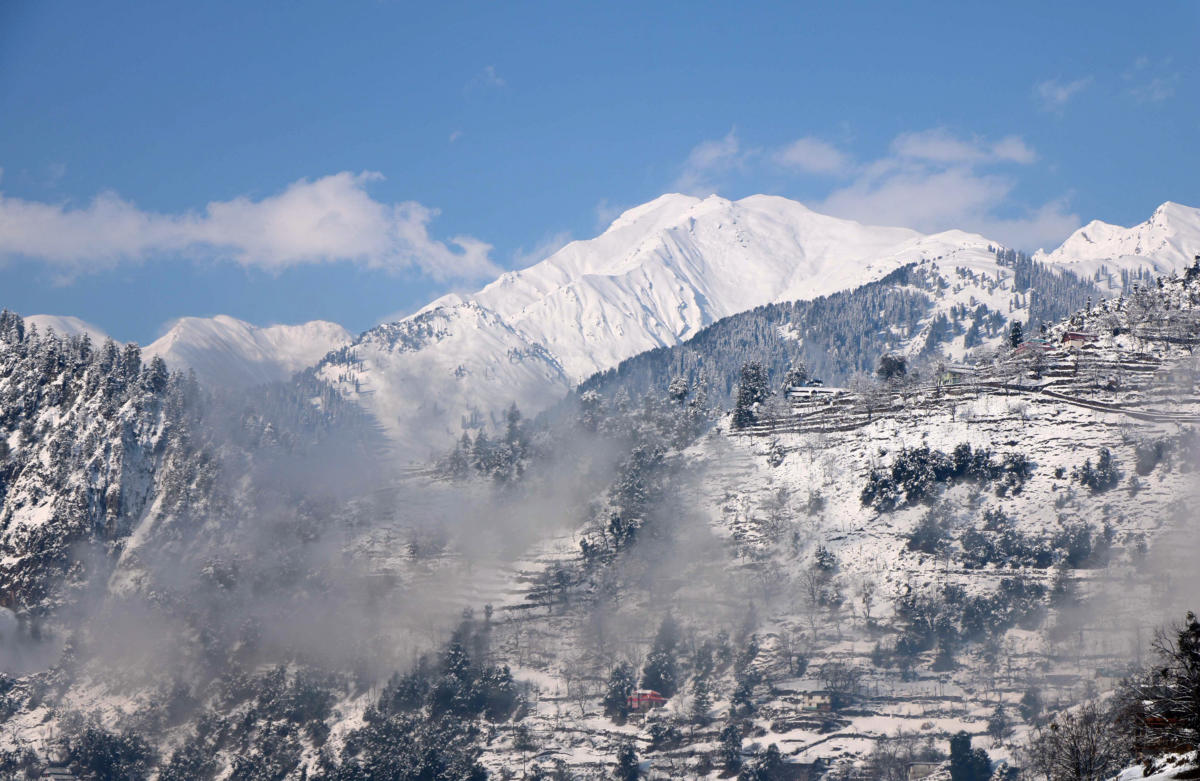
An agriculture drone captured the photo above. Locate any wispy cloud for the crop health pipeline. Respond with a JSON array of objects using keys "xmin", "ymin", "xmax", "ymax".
[
  {"xmin": 773, "ymin": 137, "xmax": 850, "ymax": 175},
  {"xmin": 1125, "ymin": 57, "xmax": 1177, "ymax": 103},
  {"xmin": 1130, "ymin": 76, "xmax": 1176, "ymax": 103},
  {"xmin": 0, "ymin": 171, "xmax": 500, "ymax": 281},
  {"xmin": 469, "ymin": 65, "xmax": 506, "ymax": 91},
  {"xmin": 46, "ymin": 162, "xmax": 67, "ymax": 188},
  {"xmin": 449, "ymin": 130, "xmax": 463, "ymax": 143},
  {"xmin": 593, "ymin": 199, "xmax": 628, "ymax": 231},
  {"xmin": 673, "ymin": 129, "xmax": 747, "ymax": 195},
  {"xmin": 890, "ymin": 128, "xmax": 1035, "ymax": 165},
  {"xmin": 1034, "ymin": 77, "xmax": 1092, "ymax": 112},
  {"xmin": 816, "ymin": 129, "xmax": 1075, "ymax": 250},
  {"xmin": 511, "ymin": 230, "xmax": 572, "ymax": 269}
]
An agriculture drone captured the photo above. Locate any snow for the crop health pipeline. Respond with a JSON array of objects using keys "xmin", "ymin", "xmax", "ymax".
[
  {"xmin": 22, "ymin": 313, "xmax": 111, "ymax": 343},
  {"xmin": 321, "ymin": 194, "xmax": 1025, "ymax": 457},
  {"xmin": 143, "ymin": 314, "xmax": 352, "ymax": 388}
]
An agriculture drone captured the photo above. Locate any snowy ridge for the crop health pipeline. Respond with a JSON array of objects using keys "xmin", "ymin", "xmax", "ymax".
[
  {"xmin": 22, "ymin": 314, "xmax": 111, "ymax": 344},
  {"xmin": 1035, "ymin": 201, "xmax": 1200, "ymax": 292},
  {"xmin": 144, "ymin": 314, "xmax": 352, "ymax": 389}
]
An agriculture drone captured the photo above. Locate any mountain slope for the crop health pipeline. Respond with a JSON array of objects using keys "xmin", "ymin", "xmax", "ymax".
[
  {"xmin": 145, "ymin": 314, "xmax": 352, "ymax": 389},
  {"xmin": 578, "ymin": 250, "xmax": 1102, "ymax": 405},
  {"xmin": 318, "ymin": 195, "xmax": 1013, "ymax": 455}
]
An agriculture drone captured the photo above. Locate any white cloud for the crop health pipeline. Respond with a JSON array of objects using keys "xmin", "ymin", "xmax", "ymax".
[
  {"xmin": 774, "ymin": 137, "xmax": 849, "ymax": 175},
  {"xmin": 449, "ymin": 130, "xmax": 463, "ymax": 143},
  {"xmin": 816, "ymin": 130, "xmax": 1077, "ymax": 251},
  {"xmin": 1129, "ymin": 74, "xmax": 1177, "ymax": 103},
  {"xmin": 0, "ymin": 171, "xmax": 500, "ymax": 281},
  {"xmin": 673, "ymin": 129, "xmax": 745, "ymax": 195},
  {"xmin": 891, "ymin": 128, "xmax": 1035, "ymax": 165},
  {"xmin": 1034, "ymin": 77, "xmax": 1092, "ymax": 111},
  {"xmin": 667, "ymin": 126, "xmax": 1069, "ymax": 249}
]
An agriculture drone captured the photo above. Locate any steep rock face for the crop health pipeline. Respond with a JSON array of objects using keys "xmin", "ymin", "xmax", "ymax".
[
  {"xmin": 319, "ymin": 195, "xmax": 1009, "ymax": 455},
  {"xmin": 144, "ymin": 315, "xmax": 352, "ymax": 389},
  {"xmin": 1035, "ymin": 201, "xmax": 1200, "ymax": 291}
]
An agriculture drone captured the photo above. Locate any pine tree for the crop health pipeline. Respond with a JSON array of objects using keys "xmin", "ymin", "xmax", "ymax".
[
  {"xmin": 949, "ymin": 731, "xmax": 991, "ymax": 781},
  {"xmin": 732, "ymin": 362, "xmax": 769, "ymax": 429},
  {"xmin": 614, "ymin": 742, "xmax": 639, "ymax": 781},
  {"xmin": 719, "ymin": 721, "xmax": 743, "ymax": 772},
  {"xmin": 641, "ymin": 615, "xmax": 681, "ymax": 697},
  {"xmin": 986, "ymin": 704, "xmax": 1011, "ymax": 743},
  {"xmin": 1009, "ymin": 320, "xmax": 1024, "ymax": 349},
  {"xmin": 690, "ymin": 675, "xmax": 713, "ymax": 726},
  {"xmin": 601, "ymin": 663, "xmax": 636, "ymax": 722}
]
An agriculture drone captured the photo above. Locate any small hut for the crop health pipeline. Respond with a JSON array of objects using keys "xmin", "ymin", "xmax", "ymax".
[{"xmin": 626, "ymin": 689, "xmax": 667, "ymax": 713}]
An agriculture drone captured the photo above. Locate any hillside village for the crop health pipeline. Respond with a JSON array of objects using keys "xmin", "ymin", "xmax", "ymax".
[{"xmin": 401, "ymin": 263, "xmax": 1200, "ymax": 779}]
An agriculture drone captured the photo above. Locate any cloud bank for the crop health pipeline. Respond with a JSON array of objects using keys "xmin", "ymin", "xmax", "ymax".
[{"xmin": 0, "ymin": 171, "xmax": 500, "ymax": 281}]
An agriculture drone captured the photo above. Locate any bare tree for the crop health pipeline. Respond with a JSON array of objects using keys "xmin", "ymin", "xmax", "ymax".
[
  {"xmin": 1021, "ymin": 701, "xmax": 1127, "ymax": 781},
  {"xmin": 856, "ymin": 577, "xmax": 878, "ymax": 628},
  {"xmin": 1115, "ymin": 611, "xmax": 1200, "ymax": 760}
]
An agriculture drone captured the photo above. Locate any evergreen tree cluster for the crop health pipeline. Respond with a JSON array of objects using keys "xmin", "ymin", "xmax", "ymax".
[
  {"xmin": 861, "ymin": 442, "xmax": 1034, "ymax": 512},
  {"xmin": 877, "ymin": 578, "xmax": 1047, "ymax": 674},
  {"xmin": 1074, "ymin": 447, "xmax": 1121, "ymax": 493}
]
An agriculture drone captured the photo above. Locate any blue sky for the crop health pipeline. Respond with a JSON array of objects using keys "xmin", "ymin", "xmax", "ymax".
[{"xmin": 1, "ymin": 1, "xmax": 1196, "ymax": 343}]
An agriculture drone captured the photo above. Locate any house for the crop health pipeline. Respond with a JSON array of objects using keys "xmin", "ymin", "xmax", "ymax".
[
  {"xmin": 938, "ymin": 364, "xmax": 976, "ymax": 385},
  {"xmin": 1061, "ymin": 331, "xmax": 1097, "ymax": 350},
  {"xmin": 798, "ymin": 692, "xmax": 832, "ymax": 712},
  {"xmin": 41, "ymin": 764, "xmax": 78, "ymax": 780},
  {"xmin": 1014, "ymin": 338, "xmax": 1053, "ymax": 356},
  {"xmin": 626, "ymin": 689, "xmax": 667, "ymax": 713},
  {"xmin": 786, "ymin": 385, "xmax": 844, "ymax": 404}
]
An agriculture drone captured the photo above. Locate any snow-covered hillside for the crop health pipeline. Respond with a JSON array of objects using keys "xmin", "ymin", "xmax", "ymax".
[
  {"xmin": 145, "ymin": 314, "xmax": 352, "ymax": 389},
  {"xmin": 1035, "ymin": 201, "xmax": 1200, "ymax": 293},
  {"xmin": 318, "ymin": 195, "xmax": 1019, "ymax": 455}
]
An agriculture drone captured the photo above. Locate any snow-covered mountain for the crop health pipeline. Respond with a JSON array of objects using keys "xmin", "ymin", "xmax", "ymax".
[
  {"xmin": 1034, "ymin": 201, "xmax": 1200, "ymax": 292},
  {"xmin": 145, "ymin": 314, "xmax": 352, "ymax": 389},
  {"xmin": 22, "ymin": 314, "xmax": 111, "ymax": 344},
  {"xmin": 317, "ymin": 194, "xmax": 1014, "ymax": 456}
]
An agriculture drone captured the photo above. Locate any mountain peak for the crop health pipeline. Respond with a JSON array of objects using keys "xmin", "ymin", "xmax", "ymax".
[
  {"xmin": 603, "ymin": 193, "xmax": 703, "ymax": 233},
  {"xmin": 145, "ymin": 316, "xmax": 352, "ymax": 389}
]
